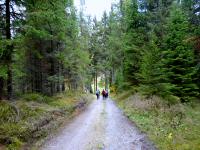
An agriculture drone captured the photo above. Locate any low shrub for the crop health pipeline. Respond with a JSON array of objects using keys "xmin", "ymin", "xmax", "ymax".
[
  {"xmin": 0, "ymin": 101, "xmax": 18, "ymax": 123},
  {"xmin": 115, "ymin": 92, "xmax": 200, "ymax": 150},
  {"xmin": 0, "ymin": 93, "xmax": 93, "ymax": 149},
  {"xmin": 22, "ymin": 93, "xmax": 53, "ymax": 103}
]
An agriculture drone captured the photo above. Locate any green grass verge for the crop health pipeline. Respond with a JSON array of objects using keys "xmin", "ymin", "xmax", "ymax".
[
  {"xmin": 0, "ymin": 92, "xmax": 94, "ymax": 150},
  {"xmin": 114, "ymin": 92, "xmax": 200, "ymax": 150}
]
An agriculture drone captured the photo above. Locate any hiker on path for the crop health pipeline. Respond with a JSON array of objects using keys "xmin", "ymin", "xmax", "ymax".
[
  {"xmin": 96, "ymin": 89, "xmax": 100, "ymax": 99},
  {"xmin": 102, "ymin": 89, "xmax": 106, "ymax": 99}
]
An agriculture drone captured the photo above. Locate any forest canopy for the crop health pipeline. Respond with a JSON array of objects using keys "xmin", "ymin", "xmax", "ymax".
[{"xmin": 0, "ymin": 0, "xmax": 200, "ymax": 103}]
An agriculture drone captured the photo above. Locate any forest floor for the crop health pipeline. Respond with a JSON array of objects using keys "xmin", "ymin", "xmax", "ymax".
[
  {"xmin": 41, "ymin": 97, "xmax": 156, "ymax": 150},
  {"xmin": 0, "ymin": 92, "xmax": 94, "ymax": 150},
  {"xmin": 114, "ymin": 91, "xmax": 200, "ymax": 150}
]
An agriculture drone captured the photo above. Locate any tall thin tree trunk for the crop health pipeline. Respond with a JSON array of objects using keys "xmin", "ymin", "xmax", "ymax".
[
  {"xmin": 93, "ymin": 74, "xmax": 95, "ymax": 93},
  {"xmin": 50, "ymin": 61, "xmax": 54, "ymax": 95},
  {"xmin": 110, "ymin": 67, "xmax": 115, "ymax": 87},
  {"xmin": 62, "ymin": 65, "xmax": 65, "ymax": 91},
  {"xmin": 6, "ymin": 0, "xmax": 12, "ymax": 100},
  {"xmin": 39, "ymin": 60, "xmax": 42, "ymax": 93},
  {"xmin": 109, "ymin": 70, "xmax": 112, "ymax": 87},
  {"xmin": 62, "ymin": 83, "xmax": 65, "ymax": 91},
  {"xmin": 0, "ymin": 78, "xmax": 4, "ymax": 100},
  {"xmin": 95, "ymin": 73, "xmax": 98, "ymax": 90},
  {"xmin": 105, "ymin": 73, "xmax": 108, "ymax": 89},
  {"xmin": 50, "ymin": 27, "xmax": 55, "ymax": 95}
]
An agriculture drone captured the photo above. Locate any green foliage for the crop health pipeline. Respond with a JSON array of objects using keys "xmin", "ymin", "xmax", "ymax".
[
  {"xmin": 115, "ymin": 69, "xmax": 126, "ymax": 91},
  {"xmin": 0, "ymin": 65, "xmax": 8, "ymax": 79},
  {"xmin": 7, "ymin": 137, "xmax": 23, "ymax": 150},
  {"xmin": 122, "ymin": 0, "xmax": 147, "ymax": 86},
  {"xmin": 161, "ymin": 5, "xmax": 199, "ymax": 101},
  {"xmin": 115, "ymin": 93, "xmax": 200, "ymax": 150},
  {"xmin": 0, "ymin": 93, "xmax": 92, "ymax": 149},
  {"xmin": 22, "ymin": 93, "xmax": 53, "ymax": 103},
  {"xmin": 139, "ymin": 40, "xmax": 163, "ymax": 94},
  {"xmin": 0, "ymin": 0, "xmax": 199, "ymax": 103},
  {"xmin": 0, "ymin": 101, "xmax": 17, "ymax": 123},
  {"xmin": 108, "ymin": 0, "xmax": 200, "ymax": 103}
]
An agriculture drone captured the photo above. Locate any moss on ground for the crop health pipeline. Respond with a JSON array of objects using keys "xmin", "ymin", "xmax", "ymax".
[
  {"xmin": 114, "ymin": 92, "xmax": 200, "ymax": 150},
  {"xmin": 0, "ymin": 92, "xmax": 94, "ymax": 150}
]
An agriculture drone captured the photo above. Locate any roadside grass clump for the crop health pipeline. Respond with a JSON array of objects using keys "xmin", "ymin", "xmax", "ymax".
[
  {"xmin": 115, "ymin": 92, "xmax": 200, "ymax": 150},
  {"xmin": 0, "ymin": 100, "xmax": 46, "ymax": 149},
  {"xmin": 6, "ymin": 137, "xmax": 22, "ymax": 150},
  {"xmin": 22, "ymin": 93, "xmax": 53, "ymax": 103},
  {"xmin": 0, "ymin": 92, "xmax": 93, "ymax": 149},
  {"xmin": 112, "ymin": 89, "xmax": 135, "ymax": 101},
  {"xmin": 0, "ymin": 101, "xmax": 17, "ymax": 123}
]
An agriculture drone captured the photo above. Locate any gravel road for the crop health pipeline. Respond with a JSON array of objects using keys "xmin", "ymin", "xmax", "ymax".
[{"xmin": 41, "ymin": 97, "xmax": 156, "ymax": 150}]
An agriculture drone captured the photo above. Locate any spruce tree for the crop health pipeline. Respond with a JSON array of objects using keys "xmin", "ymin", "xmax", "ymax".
[
  {"xmin": 162, "ymin": 4, "xmax": 198, "ymax": 101},
  {"xmin": 24, "ymin": 0, "xmax": 70, "ymax": 95},
  {"xmin": 122, "ymin": 0, "xmax": 147, "ymax": 86}
]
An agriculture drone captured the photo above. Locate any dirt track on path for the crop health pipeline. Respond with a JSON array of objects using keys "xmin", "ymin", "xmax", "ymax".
[{"xmin": 41, "ymin": 97, "xmax": 156, "ymax": 150}]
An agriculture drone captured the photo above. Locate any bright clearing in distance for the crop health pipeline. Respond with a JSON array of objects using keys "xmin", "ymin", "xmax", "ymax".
[{"xmin": 74, "ymin": 0, "xmax": 118, "ymax": 20}]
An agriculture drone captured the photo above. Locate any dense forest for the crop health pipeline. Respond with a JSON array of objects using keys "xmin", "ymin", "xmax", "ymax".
[
  {"xmin": 1, "ymin": 0, "xmax": 200, "ymax": 103},
  {"xmin": 0, "ymin": 0, "xmax": 200, "ymax": 149},
  {"xmin": 96, "ymin": 0, "xmax": 200, "ymax": 103},
  {"xmin": 0, "ymin": 0, "xmax": 91, "ymax": 99}
]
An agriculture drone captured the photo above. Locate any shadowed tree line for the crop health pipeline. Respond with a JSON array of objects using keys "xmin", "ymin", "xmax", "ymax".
[
  {"xmin": 90, "ymin": 0, "xmax": 200, "ymax": 103},
  {"xmin": 0, "ymin": 0, "xmax": 92, "ymax": 99},
  {"xmin": 0, "ymin": 0, "xmax": 200, "ymax": 103}
]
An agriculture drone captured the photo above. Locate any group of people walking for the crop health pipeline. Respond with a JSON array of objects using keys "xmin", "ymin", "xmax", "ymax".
[{"xmin": 95, "ymin": 89, "xmax": 108, "ymax": 100}]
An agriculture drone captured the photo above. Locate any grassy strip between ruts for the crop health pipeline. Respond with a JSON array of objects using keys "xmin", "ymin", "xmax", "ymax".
[
  {"xmin": 113, "ymin": 91, "xmax": 200, "ymax": 150},
  {"xmin": 0, "ymin": 92, "xmax": 94, "ymax": 150}
]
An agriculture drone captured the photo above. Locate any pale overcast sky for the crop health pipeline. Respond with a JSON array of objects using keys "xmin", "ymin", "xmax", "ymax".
[{"xmin": 74, "ymin": 0, "xmax": 118, "ymax": 20}]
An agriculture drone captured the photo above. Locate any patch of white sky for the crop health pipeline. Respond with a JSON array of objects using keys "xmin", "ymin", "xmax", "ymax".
[{"xmin": 74, "ymin": 0, "xmax": 119, "ymax": 20}]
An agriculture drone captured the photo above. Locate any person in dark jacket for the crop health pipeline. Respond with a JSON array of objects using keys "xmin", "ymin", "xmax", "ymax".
[
  {"xmin": 105, "ymin": 89, "xmax": 108, "ymax": 98},
  {"xmin": 102, "ymin": 89, "xmax": 106, "ymax": 99}
]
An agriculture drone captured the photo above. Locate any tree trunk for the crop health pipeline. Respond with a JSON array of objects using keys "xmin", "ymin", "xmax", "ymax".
[
  {"xmin": 7, "ymin": 64, "xmax": 12, "ymax": 99},
  {"xmin": 62, "ymin": 83, "xmax": 65, "ymax": 91},
  {"xmin": 6, "ymin": 0, "xmax": 12, "ymax": 100},
  {"xmin": 50, "ymin": 60, "xmax": 54, "ymax": 95},
  {"xmin": 50, "ymin": 28, "xmax": 55, "ymax": 96},
  {"xmin": 105, "ymin": 72, "xmax": 108, "ymax": 90},
  {"xmin": 61, "ymin": 65, "xmax": 65, "ymax": 91},
  {"xmin": 109, "ymin": 67, "xmax": 115, "ymax": 87},
  {"xmin": 0, "ymin": 78, "xmax": 4, "ymax": 100},
  {"xmin": 109, "ymin": 70, "xmax": 112, "ymax": 87},
  {"xmin": 93, "ymin": 74, "xmax": 95, "ymax": 93},
  {"xmin": 95, "ymin": 73, "xmax": 98, "ymax": 91}
]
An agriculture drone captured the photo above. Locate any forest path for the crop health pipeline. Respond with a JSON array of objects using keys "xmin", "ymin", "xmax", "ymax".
[{"xmin": 41, "ymin": 97, "xmax": 156, "ymax": 150}]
